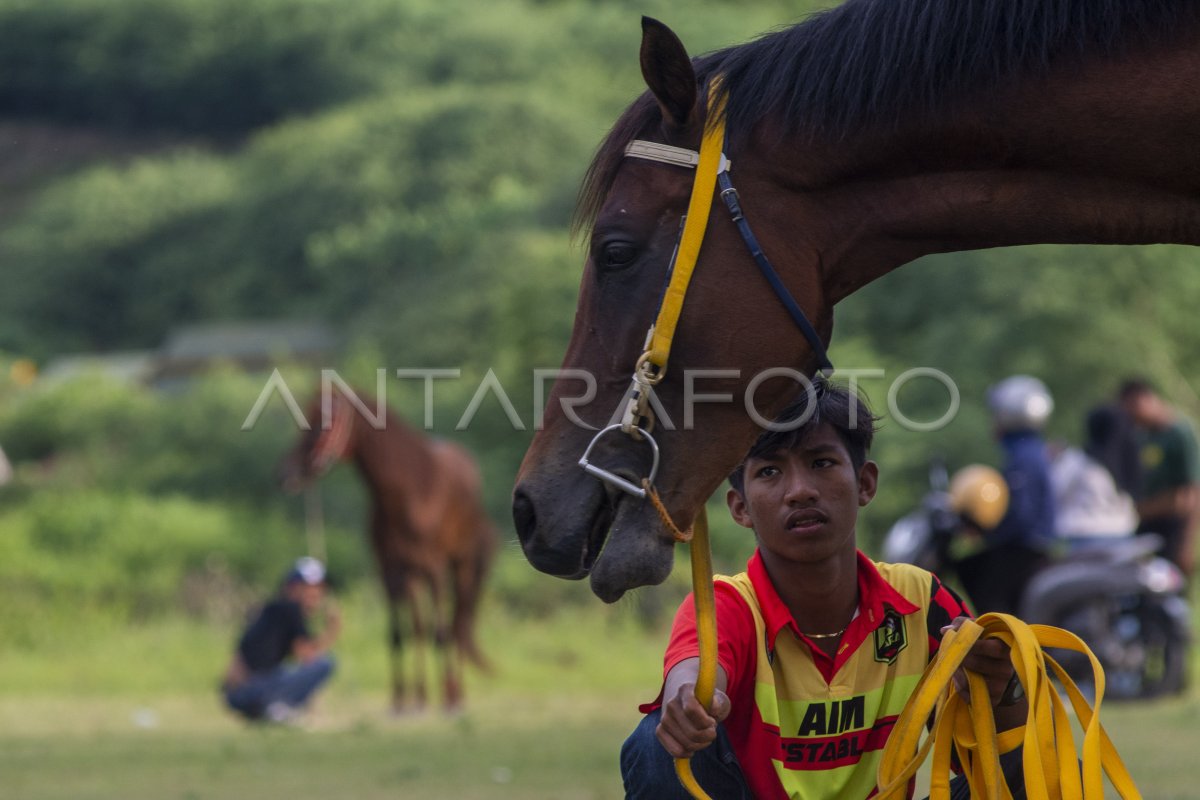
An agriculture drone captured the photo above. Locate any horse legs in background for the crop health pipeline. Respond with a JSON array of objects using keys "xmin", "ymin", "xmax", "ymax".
[
  {"xmin": 404, "ymin": 577, "xmax": 429, "ymax": 711},
  {"xmin": 450, "ymin": 546, "xmax": 492, "ymax": 673},
  {"xmin": 428, "ymin": 568, "xmax": 463, "ymax": 711},
  {"xmin": 385, "ymin": 571, "xmax": 430, "ymax": 714},
  {"xmin": 386, "ymin": 598, "xmax": 409, "ymax": 714}
]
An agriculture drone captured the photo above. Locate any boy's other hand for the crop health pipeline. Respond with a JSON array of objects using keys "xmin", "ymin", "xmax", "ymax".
[
  {"xmin": 656, "ymin": 683, "xmax": 732, "ymax": 758},
  {"xmin": 941, "ymin": 617, "xmax": 1020, "ymax": 708}
]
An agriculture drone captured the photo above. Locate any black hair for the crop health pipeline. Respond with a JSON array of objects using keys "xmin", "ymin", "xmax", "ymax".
[
  {"xmin": 728, "ymin": 378, "xmax": 878, "ymax": 493},
  {"xmin": 1118, "ymin": 376, "xmax": 1157, "ymax": 400}
]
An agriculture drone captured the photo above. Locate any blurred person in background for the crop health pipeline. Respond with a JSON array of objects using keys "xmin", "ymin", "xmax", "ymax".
[
  {"xmin": 956, "ymin": 375, "xmax": 1056, "ymax": 615},
  {"xmin": 1049, "ymin": 404, "xmax": 1139, "ymax": 548},
  {"xmin": 221, "ymin": 556, "xmax": 340, "ymax": 724},
  {"xmin": 1083, "ymin": 402, "xmax": 1143, "ymax": 499},
  {"xmin": 0, "ymin": 443, "xmax": 11, "ymax": 487},
  {"xmin": 1119, "ymin": 378, "xmax": 1200, "ymax": 577}
]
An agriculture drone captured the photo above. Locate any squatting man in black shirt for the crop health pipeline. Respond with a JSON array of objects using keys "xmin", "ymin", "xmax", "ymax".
[{"xmin": 221, "ymin": 557, "xmax": 341, "ymax": 723}]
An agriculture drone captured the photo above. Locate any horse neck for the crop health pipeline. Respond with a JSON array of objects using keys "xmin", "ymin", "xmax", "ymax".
[
  {"xmin": 751, "ymin": 28, "xmax": 1200, "ymax": 304},
  {"xmin": 346, "ymin": 408, "xmax": 433, "ymax": 499}
]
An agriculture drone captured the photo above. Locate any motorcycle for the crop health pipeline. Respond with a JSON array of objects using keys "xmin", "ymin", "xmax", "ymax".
[{"xmin": 883, "ymin": 461, "xmax": 1191, "ymax": 700}]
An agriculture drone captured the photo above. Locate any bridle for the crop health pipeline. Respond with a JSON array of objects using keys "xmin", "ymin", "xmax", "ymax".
[
  {"xmin": 575, "ymin": 84, "xmax": 836, "ymax": 800},
  {"xmin": 578, "ymin": 85, "xmax": 834, "ymax": 502}
]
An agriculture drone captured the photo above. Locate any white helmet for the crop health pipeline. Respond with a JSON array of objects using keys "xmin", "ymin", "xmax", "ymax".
[{"xmin": 987, "ymin": 375, "xmax": 1053, "ymax": 432}]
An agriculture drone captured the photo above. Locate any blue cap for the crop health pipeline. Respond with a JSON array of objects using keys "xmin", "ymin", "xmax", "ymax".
[{"xmin": 285, "ymin": 556, "xmax": 327, "ymax": 586}]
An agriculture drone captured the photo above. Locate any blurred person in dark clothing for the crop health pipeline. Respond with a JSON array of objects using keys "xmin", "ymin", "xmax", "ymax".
[
  {"xmin": 1119, "ymin": 378, "xmax": 1200, "ymax": 576},
  {"xmin": 957, "ymin": 375, "xmax": 1056, "ymax": 615},
  {"xmin": 221, "ymin": 557, "xmax": 340, "ymax": 723},
  {"xmin": 1083, "ymin": 403, "xmax": 1142, "ymax": 499}
]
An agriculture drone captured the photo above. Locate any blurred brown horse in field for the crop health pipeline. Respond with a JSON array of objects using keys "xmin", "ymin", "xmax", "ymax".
[
  {"xmin": 514, "ymin": 2, "xmax": 1200, "ymax": 602},
  {"xmin": 281, "ymin": 389, "xmax": 497, "ymax": 711}
]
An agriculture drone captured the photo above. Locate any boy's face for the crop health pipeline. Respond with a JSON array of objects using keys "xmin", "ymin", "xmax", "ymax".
[{"xmin": 726, "ymin": 421, "xmax": 878, "ymax": 566}]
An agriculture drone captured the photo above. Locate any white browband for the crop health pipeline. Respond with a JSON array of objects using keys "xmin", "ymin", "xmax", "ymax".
[
  {"xmin": 624, "ymin": 139, "xmax": 731, "ymax": 173},
  {"xmin": 624, "ymin": 140, "xmax": 699, "ymax": 167}
]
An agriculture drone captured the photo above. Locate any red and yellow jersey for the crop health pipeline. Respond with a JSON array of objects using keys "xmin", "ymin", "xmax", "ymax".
[{"xmin": 643, "ymin": 550, "xmax": 970, "ymax": 800}]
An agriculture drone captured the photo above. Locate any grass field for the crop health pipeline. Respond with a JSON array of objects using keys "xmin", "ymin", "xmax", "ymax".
[
  {"xmin": 6, "ymin": 693, "xmax": 1199, "ymax": 799},
  {"xmin": 0, "ymin": 692, "xmax": 640, "ymax": 800},
  {"xmin": 2, "ymin": 574, "xmax": 1199, "ymax": 799}
]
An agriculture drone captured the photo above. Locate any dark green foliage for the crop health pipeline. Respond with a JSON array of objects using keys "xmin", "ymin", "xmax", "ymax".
[
  {"xmin": 0, "ymin": 0, "xmax": 808, "ymax": 357},
  {"xmin": 0, "ymin": 0, "xmax": 411, "ymax": 134},
  {"xmin": 0, "ymin": 91, "xmax": 595, "ymax": 356}
]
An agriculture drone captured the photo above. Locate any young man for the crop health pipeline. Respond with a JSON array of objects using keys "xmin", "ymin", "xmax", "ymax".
[
  {"xmin": 621, "ymin": 381, "xmax": 1026, "ymax": 799},
  {"xmin": 221, "ymin": 557, "xmax": 341, "ymax": 724},
  {"xmin": 1119, "ymin": 378, "xmax": 1200, "ymax": 577}
]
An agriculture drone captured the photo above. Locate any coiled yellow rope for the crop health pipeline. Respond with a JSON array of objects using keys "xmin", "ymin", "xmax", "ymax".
[{"xmin": 876, "ymin": 613, "xmax": 1142, "ymax": 800}]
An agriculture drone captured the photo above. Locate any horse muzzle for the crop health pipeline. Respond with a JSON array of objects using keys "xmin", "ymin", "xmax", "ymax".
[{"xmin": 512, "ymin": 472, "xmax": 676, "ymax": 600}]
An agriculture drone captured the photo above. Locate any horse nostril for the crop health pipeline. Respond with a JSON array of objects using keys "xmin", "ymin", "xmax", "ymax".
[{"xmin": 512, "ymin": 489, "xmax": 537, "ymax": 544}]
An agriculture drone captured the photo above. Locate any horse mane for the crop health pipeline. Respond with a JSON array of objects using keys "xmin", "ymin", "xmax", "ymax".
[{"xmin": 575, "ymin": 0, "xmax": 1195, "ymax": 233}]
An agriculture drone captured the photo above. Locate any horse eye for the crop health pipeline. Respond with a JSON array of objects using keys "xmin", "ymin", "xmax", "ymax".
[{"xmin": 599, "ymin": 241, "xmax": 638, "ymax": 270}]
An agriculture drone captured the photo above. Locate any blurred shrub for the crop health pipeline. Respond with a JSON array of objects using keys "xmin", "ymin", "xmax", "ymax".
[
  {"xmin": 0, "ymin": 87, "xmax": 592, "ymax": 357},
  {"xmin": 0, "ymin": 488, "xmax": 367, "ymax": 644},
  {"xmin": 0, "ymin": 371, "xmax": 156, "ymax": 462},
  {"xmin": 0, "ymin": 0, "xmax": 815, "ymax": 358},
  {"xmin": 0, "ymin": 151, "xmax": 238, "ymax": 354},
  {"xmin": 0, "ymin": 370, "xmax": 303, "ymax": 503}
]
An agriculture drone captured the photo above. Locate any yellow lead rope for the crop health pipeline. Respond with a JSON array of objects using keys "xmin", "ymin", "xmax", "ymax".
[
  {"xmin": 624, "ymin": 79, "xmax": 724, "ymax": 797},
  {"xmin": 629, "ymin": 85, "xmax": 724, "ymax": 797},
  {"xmin": 673, "ymin": 504, "xmax": 718, "ymax": 799},
  {"xmin": 876, "ymin": 613, "xmax": 1142, "ymax": 800}
]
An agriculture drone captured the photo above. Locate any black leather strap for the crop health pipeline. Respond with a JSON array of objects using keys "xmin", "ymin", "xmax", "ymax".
[{"xmin": 717, "ymin": 171, "xmax": 834, "ymax": 374}]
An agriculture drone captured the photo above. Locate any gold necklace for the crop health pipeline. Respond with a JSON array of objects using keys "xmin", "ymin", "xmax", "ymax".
[{"xmin": 802, "ymin": 627, "xmax": 846, "ymax": 640}]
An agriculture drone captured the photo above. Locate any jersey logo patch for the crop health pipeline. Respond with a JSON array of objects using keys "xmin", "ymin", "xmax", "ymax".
[{"xmin": 873, "ymin": 608, "xmax": 907, "ymax": 664}]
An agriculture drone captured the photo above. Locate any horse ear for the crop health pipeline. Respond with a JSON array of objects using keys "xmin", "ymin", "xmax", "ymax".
[{"xmin": 640, "ymin": 17, "xmax": 697, "ymax": 130}]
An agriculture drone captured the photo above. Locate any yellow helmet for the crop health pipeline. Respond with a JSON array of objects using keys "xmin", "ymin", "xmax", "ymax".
[{"xmin": 948, "ymin": 465, "xmax": 1009, "ymax": 530}]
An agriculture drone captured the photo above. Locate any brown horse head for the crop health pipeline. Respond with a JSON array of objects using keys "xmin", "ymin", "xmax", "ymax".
[
  {"xmin": 278, "ymin": 392, "xmax": 357, "ymax": 494},
  {"xmin": 513, "ymin": 19, "xmax": 835, "ymax": 601},
  {"xmin": 516, "ymin": 7, "xmax": 1200, "ymax": 602}
]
